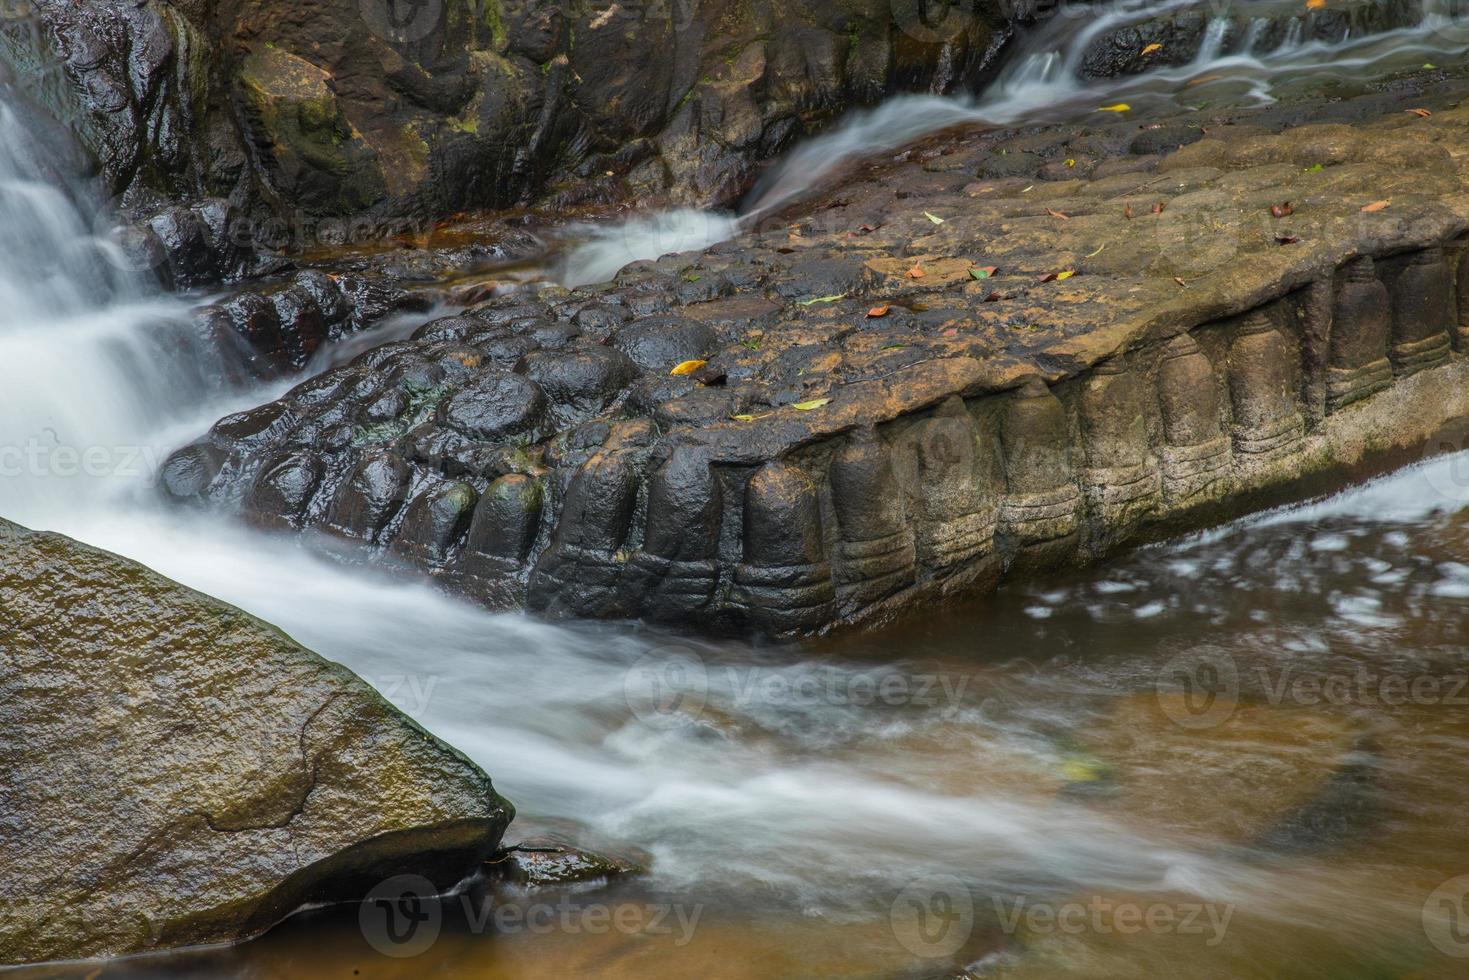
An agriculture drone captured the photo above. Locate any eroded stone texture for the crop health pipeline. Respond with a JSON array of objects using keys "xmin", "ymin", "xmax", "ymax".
[
  {"xmin": 164, "ymin": 88, "xmax": 1469, "ymax": 638},
  {"xmin": 830, "ymin": 427, "xmax": 917, "ymax": 613},
  {"xmin": 0, "ymin": 520, "xmax": 512, "ymax": 965},
  {"xmin": 1227, "ymin": 310, "xmax": 1305, "ymax": 462},
  {"xmin": 999, "ymin": 378, "xmax": 1080, "ymax": 548},
  {"xmin": 730, "ymin": 461, "xmax": 836, "ymax": 636},
  {"xmin": 1387, "ymin": 247, "xmax": 1454, "ymax": 377},
  {"xmin": 1156, "ymin": 333, "xmax": 1230, "ymax": 503},
  {"xmin": 1328, "ymin": 257, "xmax": 1393, "ymax": 412}
]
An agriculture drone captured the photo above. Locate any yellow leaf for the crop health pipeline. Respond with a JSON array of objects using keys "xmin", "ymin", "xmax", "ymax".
[
  {"xmin": 1056, "ymin": 270, "xmax": 1075, "ymax": 280},
  {"xmin": 1097, "ymin": 103, "xmax": 1132, "ymax": 113},
  {"xmin": 670, "ymin": 359, "xmax": 708, "ymax": 376},
  {"xmin": 1085, "ymin": 244, "xmax": 1106, "ymax": 258},
  {"xmin": 730, "ymin": 413, "xmax": 774, "ymax": 422},
  {"xmin": 923, "ymin": 211, "xmax": 946, "ymax": 225},
  {"xmin": 792, "ymin": 398, "xmax": 832, "ymax": 411},
  {"xmin": 1141, "ymin": 43, "xmax": 1163, "ymax": 55}
]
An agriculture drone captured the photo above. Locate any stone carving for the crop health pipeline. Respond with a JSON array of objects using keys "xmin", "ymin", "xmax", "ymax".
[
  {"xmin": 898, "ymin": 398, "xmax": 1000, "ymax": 573},
  {"xmin": 1388, "ymin": 247, "xmax": 1453, "ymax": 376},
  {"xmin": 622, "ymin": 448, "xmax": 724, "ymax": 622},
  {"xmin": 729, "ymin": 461, "xmax": 836, "ymax": 636},
  {"xmin": 1228, "ymin": 311, "xmax": 1304, "ymax": 460},
  {"xmin": 829, "ymin": 427, "xmax": 917, "ymax": 611},
  {"xmin": 1327, "ymin": 257, "xmax": 1393, "ymax": 411},
  {"xmin": 453, "ymin": 475, "xmax": 545, "ymax": 607},
  {"xmin": 389, "ymin": 480, "xmax": 479, "ymax": 567},
  {"xmin": 1156, "ymin": 333, "xmax": 1231, "ymax": 501},
  {"xmin": 527, "ymin": 454, "xmax": 639, "ymax": 618},
  {"xmin": 1080, "ymin": 356, "xmax": 1160, "ymax": 525},
  {"xmin": 998, "ymin": 379, "xmax": 1079, "ymax": 545}
]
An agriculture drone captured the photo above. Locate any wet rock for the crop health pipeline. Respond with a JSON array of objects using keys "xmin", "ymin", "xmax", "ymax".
[
  {"xmin": 389, "ymin": 480, "xmax": 479, "ymax": 566},
  {"xmin": 516, "ymin": 347, "xmax": 638, "ymax": 428},
  {"xmin": 612, "ymin": 316, "xmax": 718, "ymax": 372},
  {"xmin": 157, "ymin": 442, "xmax": 225, "ymax": 501},
  {"xmin": 245, "ymin": 449, "xmax": 324, "ymax": 530},
  {"xmin": 730, "ymin": 461, "xmax": 835, "ymax": 637},
  {"xmin": 830, "ymin": 427, "xmax": 916, "ymax": 612},
  {"xmin": 324, "ymin": 451, "xmax": 412, "ymax": 543},
  {"xmin": 0, "ymin": 519, "xmax": 512, "ymax": 964},
  {"xmin": 527, "ymin": 454, "xmax": 640, "ymax": 618},
  {"xmin": 487, "ymin": 837, "xmax": 643, "ymax": 888},
  {"xmin": 622, "ymin": 448, "xmax": 723, "ymax": 622},
  {"xmin": 438, "ymin": 372, "xmax": 549, "ymax": 443}
]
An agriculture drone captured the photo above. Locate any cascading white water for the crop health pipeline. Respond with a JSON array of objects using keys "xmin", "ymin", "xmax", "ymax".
[{"xmin": 0, "ymin": 103, "xmax": 237, "ymax": 522}]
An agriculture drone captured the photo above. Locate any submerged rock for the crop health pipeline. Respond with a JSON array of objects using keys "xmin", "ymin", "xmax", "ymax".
[{"xmin": 0, "ymin": 519, "xmax": 513, "ymax": 965}]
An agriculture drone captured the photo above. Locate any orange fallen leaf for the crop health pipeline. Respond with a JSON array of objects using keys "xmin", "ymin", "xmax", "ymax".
[
  {"xmin": 1174, "ymin": 277, "xmax": 1187, "ymax": 287},
  {"xmin": 1270, "ymin": 202, "xmax": 1294, "ymax": 218},
  {"xmin": 1151, "ymin": 201, "xmax": 1166, "ymax": 215},
  {"xmin": 1306, "ymin": 0, "xmax": 1326, "ymax": 7},
  {"xmin": 1185, "ymin": 74, "xmax": 1223, "ymax": 87},
  {"xmin": 1406, "ymin": 108, "xmax": 1432, "ymax": 118},
  {"xmin": 942, "ymin": 328, "xmax": 959, "ymax": 336},
  {"xmin": 867, "ymin": 305, "xmax": 891, "ymax": 318},
  {"xmin": 1124, "ymin": 204, "xmax": 1134, "ymax": 220},
  {"xmin": 906, "ymin": 264, "xmax": 926, "ymax": 279},
  {"xmin": 670, "ymin": 359, "xmax": 708, "ymax": 376},
  {"xmin": 1360, "ymin": 200, "xmax": 1391, "ymax": 212},
  {"xmin": 1141, "ymin": 43, "xmax": 1163, "ymax": 56},
  {"xmin": 1046, "ymin": 208, "xmax": 1070, "ymax": 220}
]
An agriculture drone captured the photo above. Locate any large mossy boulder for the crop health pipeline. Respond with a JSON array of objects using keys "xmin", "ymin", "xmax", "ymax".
[{"xmin": 0, "ymin": 519, "xmax": 513, "ymax": 965}]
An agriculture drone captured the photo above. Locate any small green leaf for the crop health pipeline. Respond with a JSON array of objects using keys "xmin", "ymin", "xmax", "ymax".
[
  {"xmin": 792, "ymin": 398, "xmax": 832, "ymax": 411},
  {"xmin": 1304, "ymin": 163, "xmax": 1324, "ymax": 173}
]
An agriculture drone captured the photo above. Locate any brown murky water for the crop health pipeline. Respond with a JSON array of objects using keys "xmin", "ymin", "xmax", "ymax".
[{"xmin": 17, "ymin": 457, "xmax": 1468, "ymax": 980}]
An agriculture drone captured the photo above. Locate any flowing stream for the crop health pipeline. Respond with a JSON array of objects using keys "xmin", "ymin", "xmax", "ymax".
[
  {"xmin": 562, "ymin": 0, "xmax": 1469, "ymax": 285},
  {"xmin": 4, "ymin": 4, "xmax": 1469, "ymax": 977}
]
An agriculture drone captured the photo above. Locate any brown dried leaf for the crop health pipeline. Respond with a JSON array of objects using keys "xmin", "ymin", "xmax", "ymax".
[
  {"xmin": 1270, "ymin": 202, "xmax": 1294, "ymax": 218},
  {"xmin": 1046, "ymin": 208, "xmax": 1070, "ymax": 220},
  {"xmin": 1407, "ymin": 108, "xmax": 1433, "ymax": 118},
  {"xmin": 906, "ymin": 264, "xmax": 926, "ymax": 279},
  {"xmin": 1360, "ymin": 199, "xmax": 1391, "ymax": 213}
]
